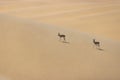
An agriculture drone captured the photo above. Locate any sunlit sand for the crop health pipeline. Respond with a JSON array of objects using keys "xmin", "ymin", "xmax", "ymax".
[{"xmin": 0, "ymin": 0, "xmax": 120, "ymax": 80}]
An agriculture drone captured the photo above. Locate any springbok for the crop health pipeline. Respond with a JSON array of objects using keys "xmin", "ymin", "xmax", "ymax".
[
  {"xmin": 93, "ymin": 39, "xmax": 100, "ymax": 47},
  {"xmin": 58, "ymin": 33, "xmax": 66, "ymax": 41}
]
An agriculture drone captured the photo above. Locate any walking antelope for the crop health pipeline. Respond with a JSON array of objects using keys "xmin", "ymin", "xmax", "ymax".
[
  {"xmin": 58, "ymin": 33, "xmax": 66, "ymax": 41},
  {"xmin": 93, "ymin": 39, "xmax": 100, "ymax": 47}
]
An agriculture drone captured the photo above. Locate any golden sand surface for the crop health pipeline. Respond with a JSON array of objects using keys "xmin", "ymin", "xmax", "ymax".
[
  {"xmin": 0, "ymin": 0, "xmax": 120, "ymax": 41},
  {"xmin": 0, "ymin": 0, "xmax": 120, "ymax": 80}
]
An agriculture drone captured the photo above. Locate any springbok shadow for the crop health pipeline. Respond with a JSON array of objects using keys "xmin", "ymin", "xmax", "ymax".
[
  {"xmin": 62, "ymin": 41, "xmax": 70, "ymax": 44},
  {"xmin": 97, "ymin": 47, "xmax": 104, "ymax": 51}
]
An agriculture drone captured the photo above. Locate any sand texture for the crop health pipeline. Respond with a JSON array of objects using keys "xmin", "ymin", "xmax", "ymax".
[{"xmin": 0, "ymin": 0, "xmax": 120, "ymax": 80}]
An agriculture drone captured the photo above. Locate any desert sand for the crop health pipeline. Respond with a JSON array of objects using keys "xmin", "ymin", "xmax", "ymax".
[{"xmin": 0, "ymin": 0, "xmax": 120, "ymax": 80}]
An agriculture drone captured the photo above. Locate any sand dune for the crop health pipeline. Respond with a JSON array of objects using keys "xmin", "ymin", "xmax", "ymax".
[
  {"xmin": 0, "ymin": 0, "xmax": 120, "ymax": 41},
  {"xmin": 0, "ymin": 14, "xmax": 120, "ymax": 80},
  {"xmin": 0, "ymin": 0, "xmax": 120, "ymax": 80}
]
